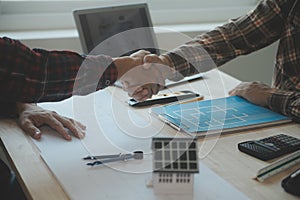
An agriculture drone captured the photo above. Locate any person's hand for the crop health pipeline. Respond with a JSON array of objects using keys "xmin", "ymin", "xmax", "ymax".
[
  {"xmin": 114, "ymin": 50, "xmax": 150, "ymax": 80},
  {"xmin": 130, "ymin": 51, "xmax": 170, "ymax": 101},
  {"xmin": 129, "ymin": 83, "xmax": 163, "ymax": 101},
  {"xmin": 126, "ymin": 53, "xmax": 177, "ymax": 101},
  {"xmin": 114, "ymin": 50, "xmax": 167, "ymax": 101},
  {"xmin": 229, "ymin": 81, "xmax": 275, "ymax": 107},
  {"xmin": 16, "ymin": 103, "xmax": 86, "ymax": 140},
  {"xmin": 143, "ymin": 54, "xmax": 172, "ymax": 70}
]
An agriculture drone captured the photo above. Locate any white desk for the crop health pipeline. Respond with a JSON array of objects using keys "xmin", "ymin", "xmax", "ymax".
[{"xmin": 0, "ymin": 70, "xmax": 299, "ymax": 200}]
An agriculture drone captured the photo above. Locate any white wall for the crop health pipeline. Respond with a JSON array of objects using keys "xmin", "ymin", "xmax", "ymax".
[
  {"xmin": 220, "ymin": 42, "xmax": 277, "ymax": 86},
  {"xmin": 20, "ymin": 30, "xmax": 277, "ymax": 86}
]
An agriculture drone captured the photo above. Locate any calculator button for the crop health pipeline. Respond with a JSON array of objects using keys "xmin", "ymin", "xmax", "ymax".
[{"xmin": 238, "ymin": 134, "xmax": 300, "ymax": 161}]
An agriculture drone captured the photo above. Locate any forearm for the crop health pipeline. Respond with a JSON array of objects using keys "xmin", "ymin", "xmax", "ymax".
[
  {"xmin": 0, "ymin": 102, "xmax": 35, "ymax": 118},
  {"xmin": 269, "ymin": 90, "xmax": 300, "ymax": 122},
  {"xmin": 0, "ymin": 37, "xmax": 118, "ymax": 103},
  {"xmin": 0, "ymin": 102, "xmax": 17, "ymax": 118},
  {"xmin": 25, "ymin": 49, "xmax": 118, "ymax": 102}
]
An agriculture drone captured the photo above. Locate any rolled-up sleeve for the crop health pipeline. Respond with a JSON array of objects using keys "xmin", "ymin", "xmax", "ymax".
[
  {"xmin": 269, "ymin": 90, "xmax": 300, "ymax": 122},
  {"xmin": 164, "ymin": 0, "xmax": 292, "ymax": 79}
]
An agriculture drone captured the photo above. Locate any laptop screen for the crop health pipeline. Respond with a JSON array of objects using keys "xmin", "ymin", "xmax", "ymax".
[{"xmin": 73, "ymin": 3, "xmax": 159, "ymax": 56}]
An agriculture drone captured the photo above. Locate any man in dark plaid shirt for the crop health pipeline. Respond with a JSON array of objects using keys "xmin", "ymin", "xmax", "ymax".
[
  {"xmin": 0, "ymin": 37, "xmax": 162, "ymax": 140},
  {"xmin": 0, "ymin": 36, "xmax": 151, "ymax": 103},
  {"xmin": 139, "ymin": 0, "xmax": 300, "ymax": 122}
]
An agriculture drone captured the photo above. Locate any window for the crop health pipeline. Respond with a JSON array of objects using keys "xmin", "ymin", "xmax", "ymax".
[{"xmin": 0, "ymin": 0, "xmax": 258, "ymax": 32}]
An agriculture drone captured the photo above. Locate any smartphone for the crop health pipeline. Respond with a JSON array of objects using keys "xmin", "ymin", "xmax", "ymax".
[{"xmin": 128, "ymin": 90, "xmax": 200, "ymax": 107}]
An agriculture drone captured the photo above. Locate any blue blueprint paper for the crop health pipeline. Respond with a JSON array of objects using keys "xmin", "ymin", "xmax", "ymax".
[{"xmin": 151, "ymin": 96, "xmax": 290, "ymax": 134}]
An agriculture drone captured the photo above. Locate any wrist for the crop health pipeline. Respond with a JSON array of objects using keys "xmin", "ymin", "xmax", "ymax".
[
  {"xmin": 114, "ymin": 57, "xmax": 130, "ymax": 80},
  {"xmin": 159, "ymin": 55, "xmax": 184, "ymax": 81},
  {"xmin": 159, "ymin": 55, "xmax": 179, "ymax": 80},
  {"xmin": 16, "ymin": 103, "xmax": 37, "ymax": 114}
]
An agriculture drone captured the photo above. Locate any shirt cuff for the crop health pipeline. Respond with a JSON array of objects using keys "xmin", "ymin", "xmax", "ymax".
[
  {"xmin": 98, "ymin": 59, "xmax": 118, "ymax": 88},
  {"xmin": 163, "ymin": 52, "xmax": 189, "ymax": 81},
  {"xmin": 83, "ymin": 55, "xmax": 118, "ymax": 90},
  {"xmin": 269, "ymin": 90, "xmax": 294, "ymax": 116}
]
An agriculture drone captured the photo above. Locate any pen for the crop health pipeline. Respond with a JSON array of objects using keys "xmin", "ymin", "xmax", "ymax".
[
  {"xmin": 158, "ymin": 115, "xmax": 181, "ymax": 131},
  {"xmin": 158, "ymin": 114, "xmax": 190, "ymax": 131},
  {"xmin": 291, "ymin": 168, "xmax": 300, "ymax": 178},
  {"xmin": 178, "ymin": 96, "xmax": 204, "ymax": 104}
]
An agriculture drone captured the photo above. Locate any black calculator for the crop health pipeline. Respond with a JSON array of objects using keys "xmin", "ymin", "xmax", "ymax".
[{"xmin": 238, "ymin": 134, "xmax": 300, "ymax": 161}]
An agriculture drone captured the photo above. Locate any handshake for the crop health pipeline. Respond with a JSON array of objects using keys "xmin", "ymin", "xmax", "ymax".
[{"xmin": 114, "ymin": 50, "xmax": 175, "ymax": 101}]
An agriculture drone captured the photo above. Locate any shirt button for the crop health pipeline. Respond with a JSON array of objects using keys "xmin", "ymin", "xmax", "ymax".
[{"xmin": 105, "ymin": 80, "xmax": 111, "ymax": 86}]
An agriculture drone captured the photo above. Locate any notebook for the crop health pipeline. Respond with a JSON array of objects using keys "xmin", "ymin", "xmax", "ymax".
[{"xmin": 151, "ymin": 96, "xmax": 291, "ymax": 137}]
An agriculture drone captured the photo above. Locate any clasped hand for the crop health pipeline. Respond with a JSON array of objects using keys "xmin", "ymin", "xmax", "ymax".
[{"xmin": 117, "ymin": 50, "xmax": 172, "ymax": 101}]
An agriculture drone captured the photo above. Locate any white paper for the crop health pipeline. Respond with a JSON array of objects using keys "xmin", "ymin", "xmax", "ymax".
[{"xmin": 34, "ymin": 89, "xmax": 249, "ymax": 200}]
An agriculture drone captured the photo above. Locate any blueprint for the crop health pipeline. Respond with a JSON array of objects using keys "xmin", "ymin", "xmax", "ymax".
[{"xmin": 151, "ymin": 96, "xmax": 291, "ymax": 135}]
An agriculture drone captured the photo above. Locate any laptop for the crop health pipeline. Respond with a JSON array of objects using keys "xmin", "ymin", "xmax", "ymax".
[{"xmin": 73, "ymin": 3, "xmax": 159, "ymax": 56}]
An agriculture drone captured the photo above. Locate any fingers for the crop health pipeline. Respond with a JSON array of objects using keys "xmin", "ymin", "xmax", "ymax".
[
  {"xmin": 228, "ymin": 88, "xmax": 235, "ymax": 96},
  {"xmin": 18, "ymin": 106, "xmax": 86, "ymax": 141},
  {"xmin": 150, "ymin": 84, "xmax": 160, "ymax": 96},
  {"xmin": 228, "ymin": 81, "xmax": 274, "ymax": 106},
  {"xmin": 119, "ymin": 51, "xmax": 167, "ymax": 100},
  {"xmin": 130, "ymin": 50, "xmax": 151, "ymax": 58},
  {"xmin": 143, "ymin": 54, "xmax": 163, "ymax": 69},
  {"xmin": 121, "ymin": 63, "xmax": 165, "ymax": 98},
  {"xmin": 229, "ymin": 82, "xmax": 250, "ymax": 96},
  {"xmin": 43, "ymin": 114, "xmax": 87, "ymax": 140},
  {"xmin": 19, "ymin": 119, "xmax": 42, "ymax": 140},
  {"xmin": 43, "ymin": 115, "xmax": 72, "ymax": 140},
  {"xmin": 131, "ymin": 84, "xmax": 161, "ymax": 102},
  {"xmin": 143, "ymin": 54, "xmax": 163, "ymax": 64},
  {"xmin": 229, "ymin": 88, "xmax": 242, "ymax": 96},
  {"xmin": 51, "ymin": 114, "xmax": 86, "ymax": 140},
  {"xmin": 133, "ymin": 88, "xmax": 152, "ymax": 102}
]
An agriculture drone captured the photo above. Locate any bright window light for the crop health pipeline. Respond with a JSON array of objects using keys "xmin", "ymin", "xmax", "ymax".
[{"xmin": 0, "ymin": 0, "xmax": 258, "ymax": 31}]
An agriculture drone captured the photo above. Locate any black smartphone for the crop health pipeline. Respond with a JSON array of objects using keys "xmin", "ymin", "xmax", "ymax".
[{"xmin": 128, "ymin": 90, "xmax": 201, "ymax": 107}]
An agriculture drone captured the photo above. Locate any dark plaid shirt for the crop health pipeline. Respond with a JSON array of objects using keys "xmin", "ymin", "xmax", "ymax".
[
  {"xmin": 166, "ymin": 0, "xmax": 300, "ymax": 121},
  {"xmin": 0, "ymin": 37, "xmax": 118, "ymax": 116}
]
